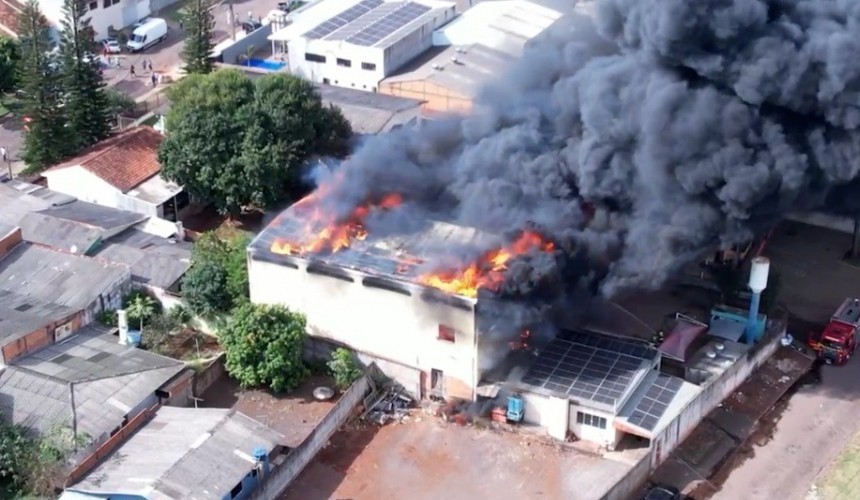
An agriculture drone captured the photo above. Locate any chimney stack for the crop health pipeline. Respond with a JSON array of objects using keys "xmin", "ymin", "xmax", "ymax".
[
  {"xmin": 118, "ymin": 309, "xmax": 129, "ymax": 345},
  {"xmin": 746, "ymin": 257, "xmax": 770, "ymax": 343}
]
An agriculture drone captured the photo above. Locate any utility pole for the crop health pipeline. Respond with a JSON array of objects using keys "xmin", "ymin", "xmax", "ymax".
[
  {"xmin": 852, "ymin": 214, "xmax": 860, "ymax": 259},
  {"xmin": 226, "ymin": 0, "xmax": 236, "ymax": 40}
]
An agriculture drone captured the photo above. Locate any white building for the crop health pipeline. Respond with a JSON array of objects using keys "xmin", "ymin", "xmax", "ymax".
[
  {"xmin": 0, "ymin": 0, "xmax": 151, "ymax": 41},
  {"xmin": 269, "ymin": 0, "xmax": 456, "ymax": 92},
  {"xmin": 41, "ymin": 126, "xmax": 189, "ymax": 230}
]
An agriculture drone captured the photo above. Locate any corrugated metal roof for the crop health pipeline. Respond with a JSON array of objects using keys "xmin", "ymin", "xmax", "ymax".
[
  {"xmin": 70, "ymin": 407, "xmax": 284, "ymax": 499},
  {"xmin": 93, "ymin": 228, "xmax": 192, "ymax": 289},
  {"xmin": 0, "ymin": 325, "xmax": 184, "ymax": 444}
]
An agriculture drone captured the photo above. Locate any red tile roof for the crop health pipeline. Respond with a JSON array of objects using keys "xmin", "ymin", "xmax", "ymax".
[
  {"xmin": 0, "ymin": 0, "xmax": 23, "ymax": 35},
  {"xmin": 48, "ymin": 127, "xmax": 165, "ymax": 192}
]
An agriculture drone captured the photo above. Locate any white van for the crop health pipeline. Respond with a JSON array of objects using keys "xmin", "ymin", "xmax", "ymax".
[{"xmin": 126, "ymin": 18, "xmax": 168, "ymax": 53}]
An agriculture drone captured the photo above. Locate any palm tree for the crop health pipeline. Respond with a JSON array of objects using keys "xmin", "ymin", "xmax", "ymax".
[{"xmin": 127, "ymin": 294, "xmax": 156, "ymax": 331}]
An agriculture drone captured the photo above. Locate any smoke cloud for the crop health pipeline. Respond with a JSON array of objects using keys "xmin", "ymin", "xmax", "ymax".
[{"xmin": 309, "ymin": 0, "xmax": 860, "ymax": 301}]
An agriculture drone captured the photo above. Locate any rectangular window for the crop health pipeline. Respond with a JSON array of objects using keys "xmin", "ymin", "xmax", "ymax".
[
  {"xmin": 88, "ymin": 1, "xmax": 97, "ymax": 9},
  {"xmin": 576, "ymin": 411, "xmax": 607, "ymax": 429},
  {"xmin": 361, "ymin": 62, "xmax": 376, "ymax": 71},
  {"xmin": 438, "ymin": 325, "xmax": 455, "ymax": 343},
  {"xmin": 305, "ymin": 52, "xmax": 326, "ymax": 63},
  {"xmin": 111, "ymin": 0, "xmax": 119, "ymax": 5},
  {"xmin": 336, "ymin": 58, "xmax": 351, "ymax": 67},
  {"xmin": 102, "ymin": 0, "xmax": 109, "ymax": 7}
]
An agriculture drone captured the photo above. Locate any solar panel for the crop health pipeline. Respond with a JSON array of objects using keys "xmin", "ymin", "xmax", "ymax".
[
  {"xmin": 626, "ymin": 373, "xmax": 684, "ymax": 431},
  {"xmin": 303, "ymin": 0, "xmax": 384, "ymax": 39},
  {"xmin": 347, "ymin": 2, "xmax": 431, "ymax": 46},
  {"xmin": 520, "ymin": 331, "xmax": 655, "ymax": 409}
]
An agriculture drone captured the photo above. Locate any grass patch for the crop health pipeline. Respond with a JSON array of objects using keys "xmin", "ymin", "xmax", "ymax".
[
  {"xmin": 0, "ymin": 102, "xmax": 7, "ymax": 118},
  {"xmin": 0, "ymin": 93, "xmax": 21, "ymax": 118},
  {"xmin": 815, "ymin": 427, "xmax": 860, "ymax": 499}
]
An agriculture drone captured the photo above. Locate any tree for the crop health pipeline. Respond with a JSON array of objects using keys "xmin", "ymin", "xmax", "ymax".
[
  {"xmin": 0, "ymin": 37, "xmax": 20, "ymax": 93},
  {"xmin": 0, "ymin": 419, "xmax": 34, "ymax": 497},
  {"xmin": 328, "ymin": 348, "xmax": 363, "ymax": 389},
  {"xmin": 181, "ymin": 0, "xmax": 215, "ymax": 74},
  {"xmin": 220, "ymin": 303, "xmax": 308, "ymax": 392},
  {"xmin": 58, "ymin": 0, "xmax": 112, "ymax": 150},
  {"xmin": 182, "ymin": 230, "xmax": 250, "ymax": 317},
  {"xmin": 159, "ymin": 70, "xmax": 353, "ymax": 215},
  {"xmin": 16, "ymin": 0, "xmax": 71, "ymax": 170},
  {"xmin": 126, "ymin": 294, "xmax": 155, "ymax": 332}
]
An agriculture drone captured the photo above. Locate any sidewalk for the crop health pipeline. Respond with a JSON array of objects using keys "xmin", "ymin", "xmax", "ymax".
[
  {"xmin": 648, "ymin": 346, "xmax": 815, "ymax": 496},
  {"xmin": 811, "ymin": 428, "xmax": 860, "ymax": 500}
]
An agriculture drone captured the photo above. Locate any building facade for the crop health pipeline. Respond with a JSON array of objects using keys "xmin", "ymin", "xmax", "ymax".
[{"xmin": 270, "ymin": 0, "xmax": 456, "ymax": 92}]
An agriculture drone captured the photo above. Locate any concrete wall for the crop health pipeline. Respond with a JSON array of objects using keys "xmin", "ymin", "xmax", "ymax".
[
  {"xmin": 149, "ymin": 0, "xmax": 181, "ymax": 14},
  {"xmin": 253, "ymin": 366, "xmax": 375, "ymax": 498},
  {"xmin": 192, "ymin": 354, "xmax": 226, "ymax": 396},
  {"xmin": 43, "ymin": 166, "xmax": 120, "ymax": 208},
  {"xmin": 379, "ymin": 78, "xmax": 472, "ymax": 114},
  {"xmin": 289, "ymin": 37, "xmax": 386, "ymax": 91},
  {"xmin": 249, "ymin": 257, "xmax": 479, "ymax": 400},
  {"xmin": 304, "ymin": 336, "xmax": 422, "ymax": 398},
  {"xmin": 220, "ymin": 24, "xmax": 274, "ymax": 65},
  {"xmin": 569, "ymin": 405, "xmax": 616, "ymax": 448}
]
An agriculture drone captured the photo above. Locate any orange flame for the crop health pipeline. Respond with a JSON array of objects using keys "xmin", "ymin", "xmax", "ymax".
[
  {"xmin": 417, "ymin": 231, "xmax": 555, "ymax": 298},
  {"xmin": 509, "ymin": 329, "xmax": 532, "ymax": 350},
  {"xmin": 270, "ymin": 193, "xmax": 403, "ymax": 255}
]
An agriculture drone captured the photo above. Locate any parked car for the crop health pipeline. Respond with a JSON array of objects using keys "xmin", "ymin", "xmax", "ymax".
[
  {"xmin": 241, "ymin": 20, "xmax": 263, "ymax": 33},
  {"xmin": 644, "ymin": 485, "xmax": 681, "ymax": 500},
  {"xmin": 102, "ymin": 38, "xmax": 121, "ymax": 54}
]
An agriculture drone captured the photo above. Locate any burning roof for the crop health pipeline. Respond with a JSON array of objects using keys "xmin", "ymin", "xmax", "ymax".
[{"xmin": 250, "ymin": 193, "xmax": 556, "ymax": 299}]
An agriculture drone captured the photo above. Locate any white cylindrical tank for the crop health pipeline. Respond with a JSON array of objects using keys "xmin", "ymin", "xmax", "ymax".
[
  {"xmin": 748, "ymin": 257, "xmax": 770, "ymax": 293},
  {"xmin": 117, "ymin": 309, "xmax": 129, "ymax": 345}
]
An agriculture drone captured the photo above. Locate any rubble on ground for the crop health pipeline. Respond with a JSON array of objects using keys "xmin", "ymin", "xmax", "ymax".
[{"xmin": 362, "ymin": 387, "xmax": 414, "ymax": 425}]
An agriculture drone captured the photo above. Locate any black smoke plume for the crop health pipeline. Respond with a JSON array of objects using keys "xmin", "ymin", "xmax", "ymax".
[{"xmin": 309, "ymin": 0, "xmax": 860, "ymax": 303}]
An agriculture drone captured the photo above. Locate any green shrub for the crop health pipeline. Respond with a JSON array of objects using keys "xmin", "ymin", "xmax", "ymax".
[
  {"xmin": 97, "ymin": 309, "xmax": 118, "ymax": 327},
  {"xmin": 327, "ymin": 348, "xmax": 363, "ymax": 389}
]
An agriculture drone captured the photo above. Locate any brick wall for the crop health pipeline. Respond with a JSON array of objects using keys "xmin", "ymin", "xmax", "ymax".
[
  {"xmin": 64, "ymin": 403, "xmax": 160, "ymax": 486},
  {"xmin": 1, "ymin": 311, "xmax": 83, "ymax": 364},
  {"xmin": 0, "ymin": 226, "xmax": 22, "ymax": 260}
]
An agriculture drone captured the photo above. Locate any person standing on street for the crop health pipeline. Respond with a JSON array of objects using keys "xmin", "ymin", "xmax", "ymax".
[
  {"xmin": 130, "ymin": 64, "xmax": 136, "ymax": 77},
  {"xmin": 1, "ymin": 146, "xmax": 7, "ymax": 163}
]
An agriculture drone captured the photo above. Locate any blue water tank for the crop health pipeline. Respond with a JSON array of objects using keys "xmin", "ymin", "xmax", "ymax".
[
  {"xmin": 127, "ymin": 330, "xmax": 142, "ymax": 346},
  {"xmin": 507, "ymin": 394, "xmax": 524, "ymax": 421}
]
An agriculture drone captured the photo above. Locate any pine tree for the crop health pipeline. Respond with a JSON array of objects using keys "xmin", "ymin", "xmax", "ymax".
[
  {"xmin": 16, "ymin": 0, "xmax": 70, "ymax": 170},
  {"xmin": 182, "ymin": 0, "xmax": 216, "ymax": 74},
  {"xmin": 59, "ymin": 0, "xmax": 112, "ymax": 150}
]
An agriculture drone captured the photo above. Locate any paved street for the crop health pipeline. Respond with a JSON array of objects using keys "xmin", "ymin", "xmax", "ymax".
[{"xmin": 712, "ymin": 221, "xmax": 860, "ymax": 500}]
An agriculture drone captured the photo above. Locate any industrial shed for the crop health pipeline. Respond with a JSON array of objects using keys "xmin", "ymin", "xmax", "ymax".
[
  {"xmin": 379, "ymin": 0, "xmax": 566, "ymax": 113},
  {"xmin": 269, "ymin": 0, "xmax": 456, "ymax": 92},
  {"xmin": 248, "ymin": 208, "xmax": 518, "ymax": 401}
]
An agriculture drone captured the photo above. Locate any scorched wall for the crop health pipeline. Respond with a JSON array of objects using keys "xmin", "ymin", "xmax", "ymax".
[{"xmin": 248, "ymin": 255, "xmax": 480, "ymax": 400}]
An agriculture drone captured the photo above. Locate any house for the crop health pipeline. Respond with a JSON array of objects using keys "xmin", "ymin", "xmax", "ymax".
[
  {"xmin": 0, "ymin": 324, "xmax": 190, "ymax": 478},
  {"xmin": 41, "ymin": 127, "xmax": 191, "ymax": 227},
  {"xmin": 0, "ymin": 181, "xmax": 192, "ymax": 306},
  {"xmin": 0, "ymin": 0, "xmax": 151, "ymax": 41},
  {"xmin": 0, "ymin": 225, "xmax": 131, "ymax": 364},
  {"xmin": 62, "ymin": 406, "xmax": 286, "ymax": 500}
]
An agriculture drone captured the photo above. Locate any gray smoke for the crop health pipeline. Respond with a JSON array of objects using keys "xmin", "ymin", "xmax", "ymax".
[{"xmin": 310, "ymin": 0, "xmax": 860, "ymax": 300}]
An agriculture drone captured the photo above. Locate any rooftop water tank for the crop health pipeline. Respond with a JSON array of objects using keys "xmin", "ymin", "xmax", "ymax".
[{"xmin": 749, "ymin": 257, "xmax": 770, "ymax": 294}]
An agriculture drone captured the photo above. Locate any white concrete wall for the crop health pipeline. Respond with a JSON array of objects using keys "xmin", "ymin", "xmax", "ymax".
[
  {"xmin": 569, "ymin": 405, "xmax": 616, "ymax": 448},
  {"xmin": 40, "ymin": 0, "xmax": 150, "ymax": 40},
  {"xmin": 288, "ymin": 38, "xmax": 386, "ymax": 91},
  {"xmin": 249, "ymin": 257, "xmax": 479, "ymax": 399},
  {"xmin": 43, "ymin": 166, "xmax": 119, "ymax": 206}
]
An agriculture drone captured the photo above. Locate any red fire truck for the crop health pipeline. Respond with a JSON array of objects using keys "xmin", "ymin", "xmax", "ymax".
[{"xmin": 808, "ymin": 298, "xmax": 860, "ymax": 365}]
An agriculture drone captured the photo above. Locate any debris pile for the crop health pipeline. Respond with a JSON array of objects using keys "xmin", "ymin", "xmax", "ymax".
[{"xmin": 362, "ymin": 387, "xmax": 413, "ymax": 425}]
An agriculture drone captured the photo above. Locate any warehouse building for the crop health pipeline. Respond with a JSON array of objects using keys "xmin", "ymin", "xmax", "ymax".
[
  {"xmin": 269, "ymin": 0, "xmax": 456, "ymax": 92},
  {"xmin": 249, "ymin": 213, "xmax": 499, "ymax": 400},
  {"xmin": 379, "ymin": 0, "xmax": 567, "ymax": 113}
]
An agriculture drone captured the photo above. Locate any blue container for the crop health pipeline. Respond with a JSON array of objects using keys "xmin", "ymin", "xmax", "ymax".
[
  {"xmin": 127, "ymin": 330, "xmax": 142, "ymax": 347},
  {"xmin": 507, "ymin": 394, "xmax": 524, "ymax": 422}
]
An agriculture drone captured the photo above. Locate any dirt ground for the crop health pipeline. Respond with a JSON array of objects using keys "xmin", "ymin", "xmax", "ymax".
[
  {"xmin": 159, "ymin": 328, "xmax": 221, "ymax": 360},
  {"xmin": 282, "ymin": 415, "xmax": 632, "ymax": 500},
  {"xmin": 199, "ymin": 373, "xmax": 338, "ymax": 447}
]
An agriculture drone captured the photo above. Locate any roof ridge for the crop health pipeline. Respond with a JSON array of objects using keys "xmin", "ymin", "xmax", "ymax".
[{"xmin": 73, "ymin": 361, "xmax": 185, "ymax": 384}]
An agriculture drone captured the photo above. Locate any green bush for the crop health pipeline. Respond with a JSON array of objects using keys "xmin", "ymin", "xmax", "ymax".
[
  {"xmin": 181, "ymin": 230, "xmax": 250, "ymax": 318},
  {"xmin": 123, "ymin": 290, "xmax": 161, "ymax": 329},
  {"xmin": 327, "ymin": 348, "xmax": 363, "ymax": 389},
  {"xmin": 97, "ymin": 309, "xmax": 118, "ymax": 327},
  {"xmin": 168, "ymin": 304, "xmax": 193, "ymax": 325},
  {"xmin": 220, "ymin": 303, "xmax": 308, "ymax": 393}
]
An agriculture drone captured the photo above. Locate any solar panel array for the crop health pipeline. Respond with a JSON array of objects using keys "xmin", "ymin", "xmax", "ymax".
[
  {"xmin": 303, "ymin": 0, "xmax": 384, "ymax": 39},
  {"xmin": 520, "ymin": 331, "xmax": 654, "ymax": 408},
  {"xmin": 626, "ymin": 373, "xmax": 684, "ymax": 431},
  {"xmin": 347, "ymin": 2, "xmax": 431, "ymax": 46}
]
